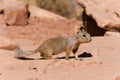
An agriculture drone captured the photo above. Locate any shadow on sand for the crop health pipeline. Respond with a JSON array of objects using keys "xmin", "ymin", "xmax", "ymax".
[{"xmin": 18, "ymin": 52, "xmax": 93, "ymax": 60}]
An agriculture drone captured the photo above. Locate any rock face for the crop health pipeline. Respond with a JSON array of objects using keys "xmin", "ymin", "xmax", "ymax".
[
  {"xmin": 77, "ymin": 0, "xmax": 120, "ymax": 36},
  {"xmin": 105, "ymin": 31, "xmax": 120, "ymax": 37},
  {"xmin": 4, "ymin": 0, "xmax": 30, "ymax": 26},
  {"xmin": 29, "ymin": 5, "xmax": 66, "ymax": 20},
  {"xmin": 36, "ymin": 0, "xmax": 82, "ymax": 19}
]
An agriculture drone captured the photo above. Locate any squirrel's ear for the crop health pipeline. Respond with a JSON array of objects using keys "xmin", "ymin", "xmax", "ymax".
[
  {"xmin": 80, "ymin": 27, "xmax": 87, "ymax": 32},
  {"xmin": 77, "ymin": 27, "xmax": 87, "ymax": 34}
]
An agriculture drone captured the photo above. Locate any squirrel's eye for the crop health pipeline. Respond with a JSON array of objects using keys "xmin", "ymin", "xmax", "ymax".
[{"xmin": 82, "ymin": 35, "xmax": 86, "ymax": 37}]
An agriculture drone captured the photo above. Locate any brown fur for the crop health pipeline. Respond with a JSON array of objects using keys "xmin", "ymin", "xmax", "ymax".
[{"xmin": 14, "ymin": 27, "xmax": 91, "ymax": 60}]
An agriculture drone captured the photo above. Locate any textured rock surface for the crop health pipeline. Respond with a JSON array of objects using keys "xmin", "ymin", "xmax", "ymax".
[
  {"xmin": 4, "ymin": 0, "xmax": 29, "ymax": 26},
  {"xmin": 1, "ymin": 0, "xmax": 68, "ymax": 26},
  {"xmin": 0, "ymin": 0, "xmax": 120, "ymax": 80},
  {"xmin": 0, "ymin": 36, "xmax": 120, "ymax": 80},
  {"xmin": 29, "ymin": 5, "xmax": 66, "ymax": 20},
  {"xmin": 77, "ymin": 0, "xmax": 120, "ymax": 35},
  {"xmin": 105, "ymin": 31, "xmax": 120, "ymax": 37}
]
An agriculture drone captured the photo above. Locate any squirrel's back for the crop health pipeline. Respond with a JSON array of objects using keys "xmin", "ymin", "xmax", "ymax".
[
  {"xmin": 14, "ymin": 27, "xmax": 91, "ymax": 59},
  {"xmin": 37, "ymin": 36, "xmax": 77, "ymax": 55}
]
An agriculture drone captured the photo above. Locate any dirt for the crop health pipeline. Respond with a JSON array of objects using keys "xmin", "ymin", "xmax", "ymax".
[
  {"xmin": 0, "ymin": 3, "xmax": 120, "ymax": 80},
  {"xmin": 0, "ymin": 36, "xmax": 120, "ymax": 80}
]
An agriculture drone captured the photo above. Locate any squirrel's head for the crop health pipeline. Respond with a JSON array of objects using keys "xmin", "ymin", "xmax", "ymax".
[{"xmin": 76, "ymin": 27, "xmax": 91, "ymax": 43}]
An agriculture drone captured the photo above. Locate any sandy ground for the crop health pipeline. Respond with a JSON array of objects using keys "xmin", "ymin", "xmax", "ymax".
[
  {"xmin": 0, "ymin": 36, "xmax": 120, "ymax": 80},
  {"xmin": 0, "ymin": 3, "xmax": 120, "ymax": 80}
]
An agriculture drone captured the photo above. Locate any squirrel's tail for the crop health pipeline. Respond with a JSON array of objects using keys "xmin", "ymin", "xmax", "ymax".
[{"xmin": 14, "ymin": 48, "xmax": 37, "ymax": 58}]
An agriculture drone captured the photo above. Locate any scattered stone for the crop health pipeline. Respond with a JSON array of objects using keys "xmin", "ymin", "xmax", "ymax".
[
  {"xmin": 28, "ymin": 66, "xmax": 38, "ymax": 71},
  {"xmin": 33, "ymin": 67, "xmax": 38, "ymax": 71}
]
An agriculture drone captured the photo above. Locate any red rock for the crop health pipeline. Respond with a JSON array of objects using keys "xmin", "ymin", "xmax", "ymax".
[
  {"xmin": 4, "ymin": 0, "xmax": 30, "ymax": 26},
  {"xmin": 29, "ymin": 5, "xmax": 66, "ymax": 20},
  {"xmin": 77, "ymin": 0, "xmax": 120, "ymax": 36}
]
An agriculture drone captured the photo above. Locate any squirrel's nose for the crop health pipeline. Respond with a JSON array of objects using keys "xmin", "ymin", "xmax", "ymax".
[{"xmin": 90, "ymin": 38, "xmax": 92, "ymax": 41}]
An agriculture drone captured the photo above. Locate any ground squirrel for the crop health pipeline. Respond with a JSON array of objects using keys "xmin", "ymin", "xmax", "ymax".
[{"xmin": 14, "ymin": 27, "xmax": 91, "ymax": 60}]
